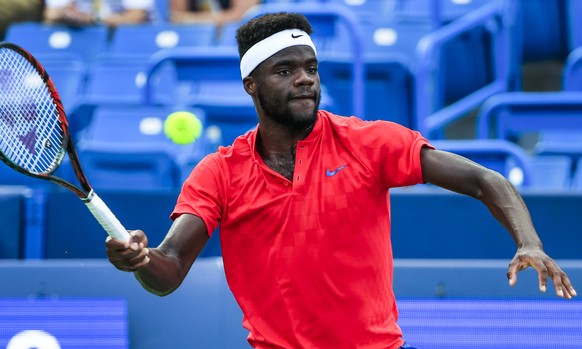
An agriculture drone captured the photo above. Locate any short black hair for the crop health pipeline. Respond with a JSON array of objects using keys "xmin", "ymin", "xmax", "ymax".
[{"xmin": 235, "ymin": 12, "xmax": 313, "ymax": 59}]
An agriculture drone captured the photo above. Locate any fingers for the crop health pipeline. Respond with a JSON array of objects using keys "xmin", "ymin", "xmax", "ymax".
[
  {"xmin": 106, "ymin": 230, "xmax": 150, "ymax": 272},
  {"xmin": 506, "ymin": 257, "xmax": 528, "ymax": 287},
  {"xmin": 507, "ymin": 253, "xmax": 577, "ymax": 300},
  {"xmin": 546, "ymin": 264, "xmax": 577, "ymax": 300}
]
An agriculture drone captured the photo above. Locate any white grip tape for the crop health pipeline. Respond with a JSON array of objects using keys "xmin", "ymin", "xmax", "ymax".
[{"xmin": 85, "ymin": 193, "xmax": 130, "ymax": 243}]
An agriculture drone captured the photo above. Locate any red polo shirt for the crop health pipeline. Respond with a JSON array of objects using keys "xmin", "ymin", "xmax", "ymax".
[{"xmin": 172, "ymin": 110, "xmax": 431, "ymax": 349}]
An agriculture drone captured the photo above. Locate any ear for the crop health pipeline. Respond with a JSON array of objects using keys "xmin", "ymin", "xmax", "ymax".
[{"xmin": 243, "ymin": 76, "xmax": 256, "ymax": 95}]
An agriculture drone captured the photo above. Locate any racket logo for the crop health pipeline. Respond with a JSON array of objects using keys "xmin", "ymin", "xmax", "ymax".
[
  {"xmin": 0, "ymin": 109, "xmax": 16, "ymax": 128},
  {"xmin": 18, "ymin": 127, "xmax": 38, "ymax": 154},
  {"xmin": 0, "ymin": 69, "xmax": 11, "ymax": 90}
]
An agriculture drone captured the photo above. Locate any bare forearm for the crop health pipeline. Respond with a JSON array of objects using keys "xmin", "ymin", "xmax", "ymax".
[
  {"xmin": 134, "ymin": 248, "xmax": 188, "ymax": 296},
  {"xmin": 477, "ymin": 171, "xmax": 542, "ymax": 249}
]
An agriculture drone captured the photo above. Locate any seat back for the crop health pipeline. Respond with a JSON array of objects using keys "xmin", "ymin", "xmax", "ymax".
[
  {"xmin": 77, "ymin": 105, "xmax": 207, "ymax": 190},
  {"xmin": 84, "ymin": 57, "xmax": 176, "ymax": 105},
  {"xmin": 476, "ymin": 92, "xmax": 582, "ymax": 141},
  {"xmin": 107, "ymin": 23, "xmax": 217, "ymax": 59},
  {"xmin": 563, "ymin": 47, "xmax": 582, "ymax": 91},
  {"xmin": 5, "ymin": 23, "xmax": 109, "ymax": 64},
  {"xmin": 430, "ymin": 139, "xmax": 532, "ymax": 187},
  {"xmin": 39, "ymin": 55, "xmax": 87, "ymax": 113},
  {"xmin": 528, "ymin": 155, "xmax": 573, "ymax": 190}
]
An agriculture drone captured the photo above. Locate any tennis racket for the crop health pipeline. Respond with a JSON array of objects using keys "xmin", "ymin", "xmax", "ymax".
[{"xmin": 0, "ymin": 42, "xmax": 130, "ymax": 243}]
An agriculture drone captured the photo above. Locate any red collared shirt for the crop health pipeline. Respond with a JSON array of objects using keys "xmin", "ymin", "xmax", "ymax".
[{"xmin": 172, "ymin": 110, "xmax": 431, "ymax": 349}]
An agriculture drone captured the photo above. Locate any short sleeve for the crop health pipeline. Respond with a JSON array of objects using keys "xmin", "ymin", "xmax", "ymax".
[
  {"xmin": 171, "ymin": 154, "xmax": 224, "ymax": 237},
  {"xmin": 347, "ymin": 118, "xmax": 433, "ymax": 188}
]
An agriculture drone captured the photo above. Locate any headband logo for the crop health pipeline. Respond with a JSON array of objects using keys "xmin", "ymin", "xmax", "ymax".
[{"xmin": 239, "ymin": 29, "xmax": 317, "ymax": 78}]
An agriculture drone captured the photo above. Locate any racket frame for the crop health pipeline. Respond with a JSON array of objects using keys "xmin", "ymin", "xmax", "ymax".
[
  {"xmin": 0, "ymin": 42, "xmax": 92, "ymax": 200},
  {"xmin": 0, "ymin": 42, "xmax": 130, "ymax": 243}
]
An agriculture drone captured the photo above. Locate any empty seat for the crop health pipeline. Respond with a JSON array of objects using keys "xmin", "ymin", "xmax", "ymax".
[
  {"xmin": 567, "ymin": 0, "xmax": 582, "ymax": 50},
  {"xmin": 107, "ymin": 23, "xmax": 217, "ymax": 60},
  {"xmin": 143, "ymin": 47, "xmax": 258, "ymax": 146},
  {"xmin": 476, "ymin": 92, "xmax": 582, "ymax": 140},
  {"xmin": 5, "ymin": 23, "xmax": 109, "ymax": 64},
  {"xmin": 415, "ymin": 0, "xmax": 514, "ymax": 138},
  {"xmin": 563, "ymin": 47, "xmax": 582, "ymax": 91},
  {"xmin": 534, "ymin": 129, "xmax": 582, "ymax": 161},
  {"xmin": 77, "ymin": 105, "xmax": 207, "ymax": 190},
  {"xmin": 528, "ymin": 155, "xmax": 573, "ymax": 190},
  {"xmin": 83, "ymin": 57, "xmax": 176, "ymax": 105},
  {"xmin": 430, "ymin": 139, "xmax": 532, "ymax": 187},
  {"xmin": 39, "ymin": 55, "xmax": 87, "ymax": 113},
  {"xmin": 572, "ymin": 158, "xmax": 582, "ymax": 189}
]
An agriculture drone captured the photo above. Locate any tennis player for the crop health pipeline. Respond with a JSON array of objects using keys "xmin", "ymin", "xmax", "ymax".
[{"xmin": 106, "ymin": 12, "xmax": 577, "ymax": 349}]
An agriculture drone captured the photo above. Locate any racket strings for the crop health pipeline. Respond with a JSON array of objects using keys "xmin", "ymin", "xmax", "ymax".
[{"xmin": 0, "ymin": 48, "xmax": 64, "ymax": 174}]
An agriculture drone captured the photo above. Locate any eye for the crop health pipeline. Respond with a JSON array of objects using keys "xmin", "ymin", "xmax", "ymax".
[
  {"xmin": 277, "ymin": 69, "xmax": 292, "ymax": 76},
  {"xmin": 307, "ymin": 66, "xmax": 318, "ymax": 75}
]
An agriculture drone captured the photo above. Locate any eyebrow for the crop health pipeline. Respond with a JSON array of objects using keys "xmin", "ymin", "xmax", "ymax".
[{"xmin": 272, "ymin": 57, "xmax": 318, "ymax": 68}]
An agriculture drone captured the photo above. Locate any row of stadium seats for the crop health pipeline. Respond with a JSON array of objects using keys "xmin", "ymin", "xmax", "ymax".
[{"xmin": 1, "ymin": 0, "xmax": 581, "ymax": 193}]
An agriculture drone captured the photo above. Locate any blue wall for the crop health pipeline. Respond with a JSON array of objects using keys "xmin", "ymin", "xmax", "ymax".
[
  {"xmin": 10, "ymin": 188, "xmax": 578, "ymax": 260},
  {"xmin": 0, "ymin": 259, "xmax": 580, "ymax": 349}
]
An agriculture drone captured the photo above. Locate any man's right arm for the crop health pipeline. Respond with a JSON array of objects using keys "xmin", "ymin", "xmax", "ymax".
[{"xmin": 106, "ymin": 213, "xmax": 209, "ymax": 296}]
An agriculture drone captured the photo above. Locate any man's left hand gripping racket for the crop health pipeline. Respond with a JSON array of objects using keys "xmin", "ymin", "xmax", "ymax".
[{"xmin": 0, "ymin": 42, "xmax": 130, "ymax": 243}]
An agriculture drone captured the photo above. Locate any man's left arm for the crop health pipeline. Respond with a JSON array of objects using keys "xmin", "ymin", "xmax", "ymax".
[{"xmin": 420, "ymin": 146, "xmax": 577, "ymax": 299}]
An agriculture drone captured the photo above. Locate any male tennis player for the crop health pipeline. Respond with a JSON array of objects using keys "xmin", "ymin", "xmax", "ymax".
[{"xmin": 106, "ymin": 12, "xmax": 577, "ymax": 349}]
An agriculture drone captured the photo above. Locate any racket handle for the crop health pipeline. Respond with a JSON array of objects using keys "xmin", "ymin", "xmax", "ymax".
[{"xmin": 84, "ymin": 192, "xmax": 131, "ymax": 243}]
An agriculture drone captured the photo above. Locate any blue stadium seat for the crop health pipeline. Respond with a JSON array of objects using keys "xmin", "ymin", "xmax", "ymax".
[
  {"xmin": 430, "ymin": 139, "xmax": 532, "ymax": 187},
  {"xmin": 517, "ymin": 0, "xmax": 570, "ymax": 63},
  {"xmin": 393, "ymin": 0, "xmax": 492, "ymax": 26},
  {"xmin": 39, "ymin": 55, "xmax": 87, "ymax": 113},
  {"xmin": 534, "ymin": 130, "xmax": 582, "ymax": 159},
  {"xmin": 432, "ymin": 140, "xmax": 572, "ymax": 189},
  {"xmin": 563, "ymin": 47, "xmax": 582, "ymax": 91},
  {"xmin": 106, "ymin": 23, "xmax": 217, "ymax": 60},
  {"xmin": 415, "ymin": 0, "xmax": 515, "ymax": 137},
  {"xmin": 143, "ymin": 47, "xmax": 258, "ymax": 146},
  {"xmin": 76, "ymin": 105, "xmax": 207, "ymax": 190},
  {"xmin": 347, "ymin": 18, "xmax": 431, "ymax": 125},
  {"xmin": 567, "ymin": 0, "xmax": 582, "ymax": 50},
  {"xmin": 476, "ymin": 92, "xmax": 582, "ymax": 140},
  {"xmin": 4, "ymin": 23, "xmax": 109, "ymax": 64},
  {"xmin": 528, "ymin": 155, "xmax": 573, "ymax": 190},
  {"xmin": 477, "ymin": 92, "xmax": 582, "ymax": 187},
  {"xmin": 0, "ymin": 157, "xmax": 74, "ymax": 189},
  {"xmin": 83, "ymin": 57, "xmax": 176, "ymax": 105},
  {"xmin": 573, "ymin": 158, "xmax": 582, "ymax": 189},
  {"xmin": 329, "ymin": 0, "xmax": 397, "ymax": 23}
]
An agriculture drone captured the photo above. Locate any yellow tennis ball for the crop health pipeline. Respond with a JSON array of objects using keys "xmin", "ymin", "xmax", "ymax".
[{"xmin": 164, "ymin": 111, "xmax": 203, "ymax": 144}]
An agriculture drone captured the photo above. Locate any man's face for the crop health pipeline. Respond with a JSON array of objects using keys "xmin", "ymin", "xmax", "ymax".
[{"xmin": 250, "ymin": 45, "xmax": 321, "ymax": 129}]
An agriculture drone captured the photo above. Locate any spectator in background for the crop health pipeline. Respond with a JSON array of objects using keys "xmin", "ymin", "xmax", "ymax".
[
  {"xmin": 170, "ymin": 0, "xmax": 258, "ymax": 26},
  {"xmin": 44, "ymin": 0, "xmax": 155, "ymax": 28},
  {"xmin": 0, "ymin": 0, "xmax": 45, "ymax": 40}
]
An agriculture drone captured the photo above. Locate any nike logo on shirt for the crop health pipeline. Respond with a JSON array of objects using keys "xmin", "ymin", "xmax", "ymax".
[{"xmin": 326, "ymin": 165, "xmax": 348, "ymax": 177}]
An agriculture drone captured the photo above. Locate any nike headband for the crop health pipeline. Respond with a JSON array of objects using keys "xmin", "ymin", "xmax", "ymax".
[{"xmin": 239, "ymin": 29, "xmax": 317, "ymax": 79}]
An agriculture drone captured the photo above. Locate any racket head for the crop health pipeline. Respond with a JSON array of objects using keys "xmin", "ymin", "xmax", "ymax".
[{"xmin": 0, "ymin": 42, "xmax": 71, "ymax": 178}]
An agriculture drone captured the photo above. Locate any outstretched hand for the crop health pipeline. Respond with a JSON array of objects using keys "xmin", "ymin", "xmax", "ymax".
[
  {"xmin": 106, "ymin": 230, "xmax": 150, "ymax": 272},
  {"xmin": 507, "ymin": 248, "xmax": 577, "ymax": 299}
]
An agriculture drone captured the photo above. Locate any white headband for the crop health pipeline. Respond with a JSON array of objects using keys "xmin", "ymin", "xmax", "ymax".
[{"xmin": 240, "ymin": 29, "xmax": 317, "ymax": 79}]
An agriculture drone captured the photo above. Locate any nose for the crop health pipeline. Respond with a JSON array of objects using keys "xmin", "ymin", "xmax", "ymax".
[{"xmin": 294, "ymin": 68, "xmax": 315, "ymax": 86}]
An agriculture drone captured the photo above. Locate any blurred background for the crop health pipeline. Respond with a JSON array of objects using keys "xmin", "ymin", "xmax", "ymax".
[{"xmin": 0, "ymin": 0, "xmax": 581, "ymax": 348}]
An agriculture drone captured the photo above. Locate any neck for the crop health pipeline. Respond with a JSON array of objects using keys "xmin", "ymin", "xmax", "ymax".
[
  {"xmin": 256, "ymin": 115, "xmax": 315, "ymax": 153},
  {"xmin": 255, "ymin": 119, "xmax": 315, "ymax": 181}
]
